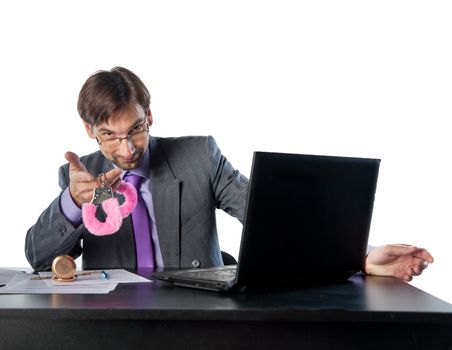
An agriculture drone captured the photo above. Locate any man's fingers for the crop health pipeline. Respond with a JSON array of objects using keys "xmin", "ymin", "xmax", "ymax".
[
  {"xmin": 413, "ymin": 249, "xmax": 434, "ymax": 263},
  {"xmin": 65, "ymin": 152, "xmax": 123, "ymax": 205},
  {"xmin": 387, "ymin": 244, "xmax": 434, "ymax": 263},
  {"xmin": 386, "ymin": 244, "xmax": 418, "ymax": 257},
  {"xmin": 65, "ymin": 151, "xmax": 86, "ymax": 172},
  {"xmin": 105, "ymin": 167, "xmax": 123, "ymax": 185},
  {"xmin": 71, "ymin": 170, "xmax": 95, "ymax": 183},
  {"xmin": 402, "ymin": 274, "xmax": 413, "ymax": 282},
  {"xmin": 109, "ymin": 175, "xmax": 122, "ymax": 192}
]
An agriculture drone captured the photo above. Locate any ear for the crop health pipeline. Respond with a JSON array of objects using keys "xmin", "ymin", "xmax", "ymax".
[
  {"xmin": 147, "ymin": 109, "xmax": 153, "ymax": 127},
  {"xmin": 84, "ymin": 122, "xmax": 96, "ymax": 139}
]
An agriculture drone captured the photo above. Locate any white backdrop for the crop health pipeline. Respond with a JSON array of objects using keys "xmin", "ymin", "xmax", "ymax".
[{"xmin": 0, "ymin": 1, "xmax": 450, "ymax": 303}]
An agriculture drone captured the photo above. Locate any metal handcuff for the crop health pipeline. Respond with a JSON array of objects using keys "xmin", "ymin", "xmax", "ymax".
[{"xmin": 81, "ymin": 173, "xmax": 137, "ymax": 236}]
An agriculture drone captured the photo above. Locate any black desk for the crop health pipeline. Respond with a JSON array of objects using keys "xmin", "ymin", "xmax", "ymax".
[{"xmin": 0, "ymin": 271, "xmax": 451, "ymax": 350}]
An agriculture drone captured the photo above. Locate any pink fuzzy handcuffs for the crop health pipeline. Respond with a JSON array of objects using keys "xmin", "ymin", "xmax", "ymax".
[{"xmin": 82, "ymin": 173, "xmax": 137, "ymax": 236}]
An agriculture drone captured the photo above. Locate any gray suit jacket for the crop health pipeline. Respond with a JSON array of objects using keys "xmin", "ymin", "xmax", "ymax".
[{"xmin": 25, "ymin": 136, "xmax": 249, "ymax": 271}]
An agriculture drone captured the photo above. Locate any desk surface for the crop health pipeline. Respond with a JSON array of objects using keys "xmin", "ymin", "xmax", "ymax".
[
  {"xmin": 0, "ymin": 271, "xmax": 451, "ymax": 321},
  {"xmin": 1, "ymin": 271, "xmax": 451, "ymax": 350}
]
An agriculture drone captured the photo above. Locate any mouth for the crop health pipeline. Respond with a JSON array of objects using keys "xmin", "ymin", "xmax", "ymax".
[
  {"xmin": 123, "ymin": 155, "xmax": 138, "ymax": 161},
  {"xmin": 122, "ymin": 155, "xmax": 139, "ymax": 164}
]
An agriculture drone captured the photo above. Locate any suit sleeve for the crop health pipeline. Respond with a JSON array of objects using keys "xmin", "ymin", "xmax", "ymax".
[
  {"xmin": 205, "ymin": 136, "xmax": 249, "ymax": 222},
  {"xmin": 24, "ymin": 164, "xmax": 84, "ymax": 271}
]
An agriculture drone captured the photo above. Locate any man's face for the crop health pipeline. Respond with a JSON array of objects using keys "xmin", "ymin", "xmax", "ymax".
[{"xmin": 84, "ymin": 103, "xmax": 153, "ymax": 170}]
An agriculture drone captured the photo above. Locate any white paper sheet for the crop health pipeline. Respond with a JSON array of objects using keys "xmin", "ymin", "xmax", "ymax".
[
  {"xmin": 0, "ymin": 273, "xmax": 117, "ymax": 294},
  {"xmin": 0, "ymin": 268, "xmax": 25, "ymax": 286},
  {"xmin": 39, "ymin": 269, "xmax": 151, "ymax": 286},
  {"xmin": 0, "ymin": 269, "xmax": 150, "ymax": 294}
]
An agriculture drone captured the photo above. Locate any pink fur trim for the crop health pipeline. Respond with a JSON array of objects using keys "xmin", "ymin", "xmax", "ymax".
[
  {"xmin": 116, "ymin": 181, "xmax": 138, "ymax": 218},
  {"xmin": 82, "ymin": 198, "xmax": 122, "ymax": 236}
]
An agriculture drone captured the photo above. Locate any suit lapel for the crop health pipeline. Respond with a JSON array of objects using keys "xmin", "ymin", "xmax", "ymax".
[{"xmin": 148, "ymin": 137, "xmax": 181, "ymax": 267}]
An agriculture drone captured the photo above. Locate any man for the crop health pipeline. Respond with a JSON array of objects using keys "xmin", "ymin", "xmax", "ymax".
[{"xmin": 25, "ymin": 67, "xmax": 433, "ymax": 281}]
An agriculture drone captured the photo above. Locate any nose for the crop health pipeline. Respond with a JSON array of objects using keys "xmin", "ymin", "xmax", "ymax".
[{"xmin": 117, "ymin": 137, "xmax": 136, "ymax": 157}]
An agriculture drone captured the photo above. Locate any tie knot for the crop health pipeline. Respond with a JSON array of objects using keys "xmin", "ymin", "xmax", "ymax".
[{"xmin": 124, "ymin": 173, "xmax": 145, "ymax": 189}]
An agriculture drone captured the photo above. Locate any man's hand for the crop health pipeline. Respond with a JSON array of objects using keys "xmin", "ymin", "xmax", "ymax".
[
  {"xmin": 365, "ymin": 244, "xmax": 434, "ymax": 281},
  {"xmin": 65, "ymin": 151, "xmax": 122, "ymax": 207}
]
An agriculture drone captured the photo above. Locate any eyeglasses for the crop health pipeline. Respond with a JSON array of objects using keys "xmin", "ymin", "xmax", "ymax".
[{"xmin": 94, "ymin": 120, "xmax": 149, "ymax": 151}]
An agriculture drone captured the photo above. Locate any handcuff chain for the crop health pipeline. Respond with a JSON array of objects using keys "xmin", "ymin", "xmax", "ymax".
[{"xmin": 31, "ymin": 270, "xmax": 104, "ymax": 281}]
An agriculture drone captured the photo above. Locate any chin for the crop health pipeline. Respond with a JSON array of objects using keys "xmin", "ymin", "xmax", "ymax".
[
  {"xmin": 116, "ymin": 162, "xmax": 140, "ymax": 170},
  {"xmin": 113, "ymin": 151, "xmax": 144, "ymax": 170}
]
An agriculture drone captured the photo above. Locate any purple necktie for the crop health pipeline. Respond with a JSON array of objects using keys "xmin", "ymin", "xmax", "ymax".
[{"xmin": 124, "ymin": 173, "xmax": 154, "ymax": 268}]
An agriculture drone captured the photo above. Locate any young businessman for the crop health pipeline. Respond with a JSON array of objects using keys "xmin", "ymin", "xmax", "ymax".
[{"xmin": 25, "ymin": 67, "xmax": 433, "ymax": 281}]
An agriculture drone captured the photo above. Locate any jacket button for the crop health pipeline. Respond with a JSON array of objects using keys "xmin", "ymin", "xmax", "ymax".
[
  {"xmin": 58, "ymin": 226, "xmax": 67, "ymax": 236},
  {"xmin": 191, "ymin": 259, "xmax": 201, "ymax": 268}
]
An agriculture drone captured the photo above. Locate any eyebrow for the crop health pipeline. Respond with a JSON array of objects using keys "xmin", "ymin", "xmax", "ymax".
[{"xmin": 96, "ymin": 119, "xmax": 144, "ymax": 134}]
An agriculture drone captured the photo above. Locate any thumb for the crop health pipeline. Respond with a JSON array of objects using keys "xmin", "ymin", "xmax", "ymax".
[
  {"xmin": 386, "ymin": 244, "xmax": 418, "ymax": 257},
  {"xmin": 65, "ymin": 151, "xmax": 86, "ymax": 172}
]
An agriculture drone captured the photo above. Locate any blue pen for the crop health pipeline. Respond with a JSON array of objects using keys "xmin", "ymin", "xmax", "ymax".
[{"xmin": 100, "ymin": 270, "xmax": 110, "ymax": 279}]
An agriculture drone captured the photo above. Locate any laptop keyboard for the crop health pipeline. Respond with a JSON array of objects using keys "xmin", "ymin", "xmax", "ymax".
[{"xmin": 182, "ymin": 267, "xmax": 237, "ymax": 281}]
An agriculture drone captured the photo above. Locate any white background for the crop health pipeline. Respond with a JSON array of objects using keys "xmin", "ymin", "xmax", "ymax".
[{"xmin": 0, "ymin": 1, "xmax": 450, "ymax": 303}]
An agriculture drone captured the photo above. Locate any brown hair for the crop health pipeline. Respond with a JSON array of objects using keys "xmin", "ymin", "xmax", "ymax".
[{"xmin": 77, "ymin": 67, "xmax": 150, "ymax": 126}]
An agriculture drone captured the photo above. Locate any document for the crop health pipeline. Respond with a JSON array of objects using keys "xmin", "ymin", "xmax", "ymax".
[
  {"xmin": 0, "ymin": 268, "xmax": 25, "ymax": 286},
  {"xmin": 39, "ymin": 268, "xmax": 151, "ymax": 286},
  {"xmin": 0, "ymin": 269, "xmax": 150, "ymax": 294},
  {"xmin": 0, "ymin": 273, "xmax": 116, "ymax": 294}
]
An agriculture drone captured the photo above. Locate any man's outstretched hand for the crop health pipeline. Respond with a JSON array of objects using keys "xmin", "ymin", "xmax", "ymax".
[
  {"xmin": 365, "ymin": 244, "xmax": 434, "ymax": 281},
  {"xmin": 65, "ymin": 151, "xmax": 122, "ymax": 207}
]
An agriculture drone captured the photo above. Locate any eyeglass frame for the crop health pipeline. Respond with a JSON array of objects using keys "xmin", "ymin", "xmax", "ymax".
[{"xmin": 92, "ymin": 119, "xmax": 150, "ymax": 150}]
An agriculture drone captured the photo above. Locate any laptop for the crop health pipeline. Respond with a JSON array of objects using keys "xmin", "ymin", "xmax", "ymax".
[{"xmin": 152, "ymin": 151, "xmax": 380, "ymax": 292}]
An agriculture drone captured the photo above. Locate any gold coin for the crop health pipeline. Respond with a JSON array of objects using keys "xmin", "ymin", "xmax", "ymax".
[{"xmin": 52, "ymin": 255, "xmax": 76, "ymax": 280}]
